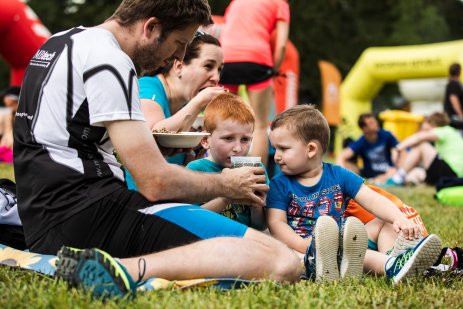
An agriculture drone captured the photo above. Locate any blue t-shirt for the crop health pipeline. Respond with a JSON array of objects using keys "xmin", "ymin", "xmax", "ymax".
[
  {"xmin": 139, "ymin": 75, "xmax": 171, "ymax": 117},
  {"xmin": 186, "ymin": 158, "xmax": 269, "ymax": 228},
  {"xmin": 348, "ymin": 129, "xmax": 398, "ymax": 178},
  {"xmin": 125, "ymin": 75, "xmax": 184, "ymax": 191},
  {"xmin": 267, "ymin": 163, "xmax": 364, "ymax": 238}
]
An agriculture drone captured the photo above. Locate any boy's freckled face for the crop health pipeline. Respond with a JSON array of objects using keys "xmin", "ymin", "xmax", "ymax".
[
  {"xmin": 269, "ymin": 126, "xmax": 309, "ymax": 175},
  {"xmin": 206, "ymin": 118, "xmax": 254, "ymax": 168}
]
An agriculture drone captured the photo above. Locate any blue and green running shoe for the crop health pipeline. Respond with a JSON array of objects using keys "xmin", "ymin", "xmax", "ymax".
[
  {"xmin": 55, "ymin": 246, "xmax": 137, "ymax": 299},
  {"xmin": 388, "ymin": 234, "xmax": 423, "ymax": 257},
  {"xmin": 385, "ymin": 234, "xmax": 441, "ymax": 285}
]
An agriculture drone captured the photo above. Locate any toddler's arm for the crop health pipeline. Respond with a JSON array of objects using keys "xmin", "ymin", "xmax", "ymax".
[
  {"xmin": 249, "ymin": 204, "xmax": 267, "ymax": 231},
  {"xmin": 201, "ymin": 197, "xmax": 229, "ymax": 213},
  {"xmin": 267, "ymin": 208, "xmax": 310, "ymax": 254},
  {"xmin": 354, "ymin": 184, "xmax": 421, "ymax": 239}
]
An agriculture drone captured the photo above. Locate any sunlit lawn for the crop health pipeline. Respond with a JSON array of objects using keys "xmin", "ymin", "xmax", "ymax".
[{"xmin": 1, "ymin": 163, "xmax": 462, "ymax": 308}]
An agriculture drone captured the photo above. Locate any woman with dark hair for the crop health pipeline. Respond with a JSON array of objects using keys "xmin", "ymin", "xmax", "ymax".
[
  {"xmin": 139, "ymin": 32, "xmax": 225, "ymax": 136},
  {"xmin": 126, "ymin": 32, "xmax": 226, "ymax": 189}
]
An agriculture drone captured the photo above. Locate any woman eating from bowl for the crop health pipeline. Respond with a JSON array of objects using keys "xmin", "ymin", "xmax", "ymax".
[
  {"xmin": 126, "ymin": 32, "xmax": 225, "ymax": 190},
  {"xmin": 140, "ymin": 31, "xmax": 225, "ymax": 135}
]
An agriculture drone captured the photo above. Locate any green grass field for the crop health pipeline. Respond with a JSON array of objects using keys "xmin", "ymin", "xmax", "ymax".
[{"xmin": 1, "ymin": 163, "xmax": 462, "ymax": 308}]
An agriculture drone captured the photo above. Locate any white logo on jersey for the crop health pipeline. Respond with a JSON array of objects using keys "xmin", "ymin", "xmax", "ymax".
[{"xmin": 33, "ymin": 49, "xmax": 56, "ymax": 61}]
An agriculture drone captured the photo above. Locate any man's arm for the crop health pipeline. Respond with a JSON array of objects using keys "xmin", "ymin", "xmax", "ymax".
[
  {"xmin": 396, "ymin": 130, "xmax": 438, "ymax": 152},
  {"xmin": 449, "ymin": 94, "xmax": 463, "ymax": 118},
  {"xmin": 105, "ymin": 120, "xmax": 268, "ymax": 205},
  {"xmin": 335, "ymin": 147, "xmax": 355, "ymax": 168},
  {"xmin": 267, "ymin": 208, "xmax": 309, "ymax": 254}
]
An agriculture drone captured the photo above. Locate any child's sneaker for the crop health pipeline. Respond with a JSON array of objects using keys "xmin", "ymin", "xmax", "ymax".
[
  {"xmin": 388, "ymin": 234, "xmax": 424, "ymax": 257},
  {"xmin": 380, "ymin": 177, "xmax": 404, "ymax": 187},
  {"xmin": 431, "ymin": 246, "xmax": 463, "ymax": 271},
  {"xmin": 381, "ymin": 169, "xmax": 406, "ymax": 187},
  {"xmin": 55, "ymin": 246, "xmax": 137, "ymax": 298},
  {"xmin": 385, "ymin": 234, "xmax": 442, "ymax": 285},
  {"xmin": 304, "ymin": 216, "xmax": 340, "ymax": 282},
  {"xmin": 339, "ymin": 217, "xmax": 368, "ymax": 279}
]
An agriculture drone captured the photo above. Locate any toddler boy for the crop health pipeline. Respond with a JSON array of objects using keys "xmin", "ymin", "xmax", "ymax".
[{"xmin": 266, "ymin": 104, "xmax": 442, "ymax": 284}]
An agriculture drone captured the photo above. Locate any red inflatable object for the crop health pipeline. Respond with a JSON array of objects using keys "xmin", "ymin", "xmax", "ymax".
[{"xmin": 0, "ymin": 0, "xmax": 50, "ymax": 86}]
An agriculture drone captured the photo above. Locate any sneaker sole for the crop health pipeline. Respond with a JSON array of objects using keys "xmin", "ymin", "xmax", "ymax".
[
  {"xmin": 314, "ymin": 216, "xmax": 340, "ymax": 282},
  {"xmin": 340, "ymin": 217, "xmax": 368, "ymax": 279},
  {"xmin": 55, "ymin": 246, "xmax": 85, "ymax": 286},
  {"xmin": 393, "ymin": 234, "xmax": 442, "ymax": 285},
  {"xmin": 390, "ymin": 234, "xmax": 423, "ymax": 257},
  {"xmin": 55, "ymin": 246, "xmax": 133, "ymax": 298}
]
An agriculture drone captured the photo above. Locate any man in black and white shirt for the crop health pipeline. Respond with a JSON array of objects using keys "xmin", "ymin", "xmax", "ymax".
[{"xmin": 13, "ymin": 0, "xmax": 300, "ymax": 296}]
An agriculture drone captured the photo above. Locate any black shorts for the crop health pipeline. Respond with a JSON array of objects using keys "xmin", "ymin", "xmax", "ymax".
[
  {"xmin": 220, "ymin": 62, "xmax": 275, "ymax": 85},
  {"xmin": 0, "ymin": 224, "xmax": 26, "ymax": 250},
  {"xmin": 425, "ymin": 156, "xmax": 457, "ymax": 185},
  {"xmin": 30, "ymin": 189, "xmax": 247, "ymax": 257}
]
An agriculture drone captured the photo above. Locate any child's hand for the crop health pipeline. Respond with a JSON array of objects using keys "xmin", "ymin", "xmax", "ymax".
[{"xmin": 392, "ymin": 217, "xmax": 422, "ymax": 240}]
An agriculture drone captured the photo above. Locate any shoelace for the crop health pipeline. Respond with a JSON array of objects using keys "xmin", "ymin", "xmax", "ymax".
[
  {"xmin": 135, "ymin": 258, "xmax": 147, "ymax": 287},
  {"xmin": 392, "ymin": 250, "xmax": 414, "ymax": 272}
]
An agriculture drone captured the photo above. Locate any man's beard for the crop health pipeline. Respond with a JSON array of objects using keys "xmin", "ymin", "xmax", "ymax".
[{"xmin": 132, "ymin": 38, "xmax": 164, "ymax": 75}]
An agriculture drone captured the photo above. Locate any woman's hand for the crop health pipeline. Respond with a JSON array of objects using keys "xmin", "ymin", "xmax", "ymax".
[{"xmin": 190, "ymin": 86, "xmax": 227, "ymax": 110}]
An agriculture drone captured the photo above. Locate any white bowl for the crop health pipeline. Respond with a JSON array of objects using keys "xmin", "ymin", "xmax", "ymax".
[{"xmin": 153, "ymin": 132, "xmax": 210, "ymax": 148}]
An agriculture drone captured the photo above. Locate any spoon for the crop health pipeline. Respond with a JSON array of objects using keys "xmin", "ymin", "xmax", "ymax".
[{"xmin": 176, "ymin": 114, "xmax": 192, "ymax": 133}]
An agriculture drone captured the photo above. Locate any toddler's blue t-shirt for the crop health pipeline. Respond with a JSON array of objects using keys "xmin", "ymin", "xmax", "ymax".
[{"xmin": 267, "ymin": 162, "xmax": 364, "ymax": 238}]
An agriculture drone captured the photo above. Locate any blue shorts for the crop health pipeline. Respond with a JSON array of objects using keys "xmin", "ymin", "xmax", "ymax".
[
  {"xmin": 140, "ymin": 203, "xmax": 248, "ymax": 239},
  {"xmin": 368, "ymin": 239, "xmax": 378, "ymax": 251}
]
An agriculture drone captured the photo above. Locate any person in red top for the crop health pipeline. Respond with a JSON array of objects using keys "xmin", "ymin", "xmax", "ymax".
[{"xmin": 219, "ymin": 0, "xmax": 290, "ymax": 166}]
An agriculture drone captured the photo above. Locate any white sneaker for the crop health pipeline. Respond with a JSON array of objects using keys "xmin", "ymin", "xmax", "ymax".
[
  {"xmin": 339, "ymin": 217, "xmax": 368, "ymax": 279},
  {"xmin": 305, "ymin": 216, "xmax": 340, "ymax": 282}
]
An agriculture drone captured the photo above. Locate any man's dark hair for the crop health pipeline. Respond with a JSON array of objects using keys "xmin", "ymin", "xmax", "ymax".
[
  {"xmin": 449, "ymin": 63, "xmax": 461, "ymax": 77},
  {"xmin": 108, "ymin": 0, "xmax": 212, "ymax": 36},
  {"xmin": 357, "ymin": 113, "xmax": 376, "ymax": 128}
]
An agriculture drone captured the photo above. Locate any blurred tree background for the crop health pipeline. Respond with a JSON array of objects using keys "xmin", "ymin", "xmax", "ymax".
[{"xmin": 1, "ymin": 0, "xmax": 463, "ymax": 106}]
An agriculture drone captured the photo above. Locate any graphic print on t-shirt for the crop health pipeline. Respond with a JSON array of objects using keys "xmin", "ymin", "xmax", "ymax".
[
  {"xmin": 286, "ymin": 184, "xmax": 345, "ymax": 238},
  {"xmin": 366, "ymin": 144, "xmax": 390, "ymax": 173}
]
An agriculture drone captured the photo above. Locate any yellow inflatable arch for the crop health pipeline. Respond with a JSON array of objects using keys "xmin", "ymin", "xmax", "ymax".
[{"xmin": 336, "ymin": 39, "xmax": 463, "ymax": 152}]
